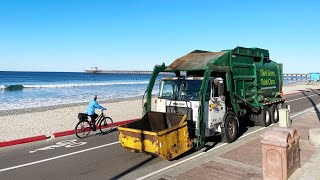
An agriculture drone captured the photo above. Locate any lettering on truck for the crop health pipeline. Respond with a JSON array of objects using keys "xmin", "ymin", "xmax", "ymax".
[{"xmin": 260, "ymin": 69, "xmax": 276, "ymax": 89}]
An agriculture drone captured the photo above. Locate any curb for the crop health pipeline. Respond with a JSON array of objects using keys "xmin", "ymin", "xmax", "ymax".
[
  {"xmin": 283, "ymin": 88, "xmax": 320, "ymax": 97},
  {"xmin": 1, "ymin": 88, "xmax": 319, "ymax": 148},
  {"xmin": 0, "ymin": 135, "xmax": 47, "ymax": 148}
]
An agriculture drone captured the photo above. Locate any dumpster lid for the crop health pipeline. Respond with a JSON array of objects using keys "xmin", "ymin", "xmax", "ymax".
[{"xmin": 165, "ymin": 50, "xmax": 226, "ymax": 71}]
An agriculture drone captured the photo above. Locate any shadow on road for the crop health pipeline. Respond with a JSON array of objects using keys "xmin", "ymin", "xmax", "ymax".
[
  {"xmin": 203, "ymin": 136, "xmax": 220, "ymax": 152},
  {"xmin": 238, "ymin": 117, "xmax": 255, "ymax": 137},
  {"xmin": 200, "ymin": 115, "xmax": 254, "ymax": 153},
  {"xmin": 110, "ymin": 156, "xmax": 157, "ymax": 180},
  {"xmin": 302, "ymin": 89, "xmax": 320, "ymax": 122}
]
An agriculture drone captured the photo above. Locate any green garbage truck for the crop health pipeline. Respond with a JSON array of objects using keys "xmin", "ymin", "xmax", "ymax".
[
  {"xmin": 142, "ymin": 46, "xmax": 284, "ymax": 149},
  {"xmin": 118, "ymin": 46, "xmax": 284, "ymax": 159}
]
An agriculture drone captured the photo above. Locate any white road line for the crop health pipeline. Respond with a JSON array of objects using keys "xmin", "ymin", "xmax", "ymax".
[
  {"xmin": 291, "ymin": 104, "xmax": 320, "ymax": 118},
  {"xmin": 0, "ymin": 141, "xmax": 119, "ymax": 173},
  {"xmin": 286, "ymin": 94, "xmax": 318, "ymax": 103},
  {"xmin": 137, "ymin": 103, "xmax": 320, "ymax": 180}
]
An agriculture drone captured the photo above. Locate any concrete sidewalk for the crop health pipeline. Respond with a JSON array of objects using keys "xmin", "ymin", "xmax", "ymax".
[{"xmin": 171, "ymin": 108, "xmax": 320, "ymax": 180}]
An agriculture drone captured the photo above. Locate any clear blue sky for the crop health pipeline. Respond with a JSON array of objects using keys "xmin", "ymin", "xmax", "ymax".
[{"xmin": 0, "ymin": 0, "xmax": 319, "ymax": 73}]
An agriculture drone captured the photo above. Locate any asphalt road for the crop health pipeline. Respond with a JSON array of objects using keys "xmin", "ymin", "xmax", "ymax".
[{"xmin": 1, "ymin": 89, "xmax": 320, "ymax": 180}]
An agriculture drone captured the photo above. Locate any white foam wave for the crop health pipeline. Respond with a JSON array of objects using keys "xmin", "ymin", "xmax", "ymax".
[{"xmin": 0, "ymin": 85, "xmax": 5, "ymax": 90}]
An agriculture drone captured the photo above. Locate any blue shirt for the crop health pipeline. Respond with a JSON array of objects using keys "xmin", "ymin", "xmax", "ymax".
[{"xmin": 86, "ymin": 99, "xmax": 105, "ymax": 115}]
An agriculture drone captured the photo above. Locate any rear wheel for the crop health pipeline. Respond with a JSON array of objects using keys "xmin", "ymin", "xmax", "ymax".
[
  {"xmin": 75, "ymin": 120, "xmax": 91, "ymax": 139},
  {"xmin": 270, "ymin": 104, "xmax": 279, "ymax": 123},
  {"xmin": 99, "ymin": 117, "xmax": 114, "ymax": 134},
  {"xmin": 258, "ymin": 106, "xmax": 271, "ymax": 127},
  {"xmin": 221, "ymin": 115, "xmax": 239, "ymax": 143}
]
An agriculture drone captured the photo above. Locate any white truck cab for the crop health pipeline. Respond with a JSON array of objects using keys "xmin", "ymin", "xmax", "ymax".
[{"xmin": 155, "ymin": 76, "xmax": 226, "ymax": 137}]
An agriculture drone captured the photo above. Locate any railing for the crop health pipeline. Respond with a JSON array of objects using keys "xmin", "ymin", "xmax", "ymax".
[
  {"xmin": 84, "ymin": 69, "xmax": 174, "ymax": 75},
  {"xmin": 85, "ymin": 69, "xmax": 153, "ymax": 74},
  {"xmin": 283, "ymin": 73, "xmax": 309, "ymax": 80}
]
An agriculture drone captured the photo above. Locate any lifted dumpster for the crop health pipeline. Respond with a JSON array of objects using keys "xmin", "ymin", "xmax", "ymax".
[{"xmin": 118, "ymin": 112, "xmax": 192, "ymax": 160}]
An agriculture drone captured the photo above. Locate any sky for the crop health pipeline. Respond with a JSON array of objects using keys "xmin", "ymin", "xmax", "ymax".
[{"xmin": 0, "ymin": 0, "xmax": 319, "ymax": 73}]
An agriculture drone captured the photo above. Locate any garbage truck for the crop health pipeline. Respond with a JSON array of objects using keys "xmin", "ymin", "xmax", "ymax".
[{"xmin": 118, "ymin": 46, "xmax": 284, "ymax": 160}]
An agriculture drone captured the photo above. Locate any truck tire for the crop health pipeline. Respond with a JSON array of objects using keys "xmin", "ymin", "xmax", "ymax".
[
  {"xmin": 221, "ymin": 115, "xmax": 239, "ymax": 143},
  {"xmin": 270, "ymin": 104, "xmax": 279, "ymax": 123},
  {"xmin": 258, "ymin": 106, "xmax": 271, "ymax": 127}
]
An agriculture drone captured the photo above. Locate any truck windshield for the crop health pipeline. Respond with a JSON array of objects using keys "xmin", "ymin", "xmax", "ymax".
[{"xmin": 159, "ymin": 80, "xmax": 206, "ymax": 101}]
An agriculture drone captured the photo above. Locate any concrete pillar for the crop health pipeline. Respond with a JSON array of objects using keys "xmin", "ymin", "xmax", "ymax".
[
  {"xmin": 279, "ymin": 106, "xmax": 291, "ymax": 128},
  {"xmin": 309, "ymin": 128, "xmax": 320, "ymax": 148}
]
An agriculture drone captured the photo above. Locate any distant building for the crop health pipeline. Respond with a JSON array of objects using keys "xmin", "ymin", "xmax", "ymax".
[
  {"xmin": 85, "ymin": 67, "xmax": 102, "ymax": 73},
  {"xmin": 91, "ymin": 67, "xmax": 99, "ymax": 71},
  {"xmin": 309, "ymin": 72, "xmax": 320, "ymax": 81}
]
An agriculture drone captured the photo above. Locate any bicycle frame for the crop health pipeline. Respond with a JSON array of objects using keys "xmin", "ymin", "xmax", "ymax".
[
  {"xmin": 87, "ymin": 111, "xmax": 105, "ymax": 129},
  {"xmin": 75, "ymin": 110, "xmax": 114, "ymax": 138}
]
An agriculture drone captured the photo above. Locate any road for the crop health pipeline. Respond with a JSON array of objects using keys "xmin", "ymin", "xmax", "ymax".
[{"xmin": 0, "ymin": 90, "xmax": 320, "ymax": 180}]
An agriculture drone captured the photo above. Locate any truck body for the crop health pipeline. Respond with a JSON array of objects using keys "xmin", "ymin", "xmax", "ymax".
[{"xmin": 119, "ymin": 46, "xmax": 284, "ymax": 158}]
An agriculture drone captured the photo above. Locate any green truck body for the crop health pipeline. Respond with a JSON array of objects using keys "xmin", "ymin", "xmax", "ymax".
[{"xmin": 143, "ymin": 46, "xmax": 284, "ymax": 149}]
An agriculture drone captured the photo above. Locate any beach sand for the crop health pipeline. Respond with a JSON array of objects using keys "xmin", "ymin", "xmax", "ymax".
[
  {"xmin": 0, "ymin": 82, "xmax": 319, "ymax": 142},
  {"xmin": 0, "ymin": 98, "xmax": 150, "ymax": 141}
]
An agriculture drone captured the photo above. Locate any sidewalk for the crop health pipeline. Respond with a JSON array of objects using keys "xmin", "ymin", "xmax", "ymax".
[
  {"xmin": 172, "ymin": 108, "xmax": 320, "ymax": 180},
  {"xmin": 289, "ymin": 109, "xmax": 320, "ymax": 180}
]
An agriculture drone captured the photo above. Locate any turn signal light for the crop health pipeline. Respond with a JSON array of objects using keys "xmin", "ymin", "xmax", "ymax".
[{"xmin": 210, "ymin": 104, "xmax": 215, "ymax": 109}]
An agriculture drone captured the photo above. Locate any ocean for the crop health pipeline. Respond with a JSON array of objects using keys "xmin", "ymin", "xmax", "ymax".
[{"xmin": 0, "ymin": 71, "xmax": 306, "ymax": 111}]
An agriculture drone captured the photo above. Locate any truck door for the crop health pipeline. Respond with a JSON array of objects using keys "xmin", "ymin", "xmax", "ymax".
[{"xmin": 208, "ymin": 78, "xmax": 226, "ymax": 130}]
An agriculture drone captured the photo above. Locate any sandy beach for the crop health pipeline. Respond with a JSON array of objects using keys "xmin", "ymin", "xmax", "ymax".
[{"xmin": 0, "ymin": 81, "xmax": 319, "ymax": 142}]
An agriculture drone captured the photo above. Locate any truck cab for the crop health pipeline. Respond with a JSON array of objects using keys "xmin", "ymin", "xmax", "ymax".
[{"xmin": 156, "ymin": 76, "xmax": 226, "ymax": 137}]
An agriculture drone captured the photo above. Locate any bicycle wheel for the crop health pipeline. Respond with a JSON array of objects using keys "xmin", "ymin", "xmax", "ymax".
[
  {"xmin": 75, "ymin": 120, "xmax": 91, "ymax": 138},
  {"xmin": 99, "ymin": 117, "xmax": 113, "ymax": 134}
]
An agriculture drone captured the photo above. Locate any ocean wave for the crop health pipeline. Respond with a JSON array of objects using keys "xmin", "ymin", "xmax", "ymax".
[
  {"xmin": 0, "ymin": 85, "xmax": 24, "ymax": 90},
  {"xmin": 0, "ymin": 91, "xmax": 158, "ymax": 111},
  {"xmin": 0, "ymin": 81, "xmax": 149, "ymax": 90},
  {"xmin": 0, "ymin": 85, "xmax": 6, "ymax": 90}
]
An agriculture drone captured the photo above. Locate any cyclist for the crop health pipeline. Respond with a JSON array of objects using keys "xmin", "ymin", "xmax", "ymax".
[{"xmin": 86, "ymin": 95, "xmax": 106, "ymax": 132}]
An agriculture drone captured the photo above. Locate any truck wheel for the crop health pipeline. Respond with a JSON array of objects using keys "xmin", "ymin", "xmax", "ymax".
[
  {"xmin": 221, "ymin": 115, "xmax": 239, "ymax": 143},
  {"xmin": 270, "ymin": 104, "xmax": 279, "ymax": 123},
  {"xmin": 258, "ymin": 106, "xmax": 271, "ymax": 127}
]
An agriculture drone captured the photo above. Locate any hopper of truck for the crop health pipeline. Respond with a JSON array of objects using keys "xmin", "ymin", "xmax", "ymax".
[{"xmin": 118, "ymin": 112, "xmax": 191, "ymax": 160}]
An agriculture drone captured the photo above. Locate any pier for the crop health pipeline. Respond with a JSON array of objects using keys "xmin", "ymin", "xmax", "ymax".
[
  {"xmin": 85, "ymin": 67, "xmax": 153, "ymax": 74},
  {"xmin": 84, "ymin": 67, "xmax": 175, "ymax": 75},
  {"xmin": 85, "ymin": 68, "xmax": 313, "ymax": 79},
  {"xmin": 283, "ymin": 73, "xmax": 309, "ymax": 80}
]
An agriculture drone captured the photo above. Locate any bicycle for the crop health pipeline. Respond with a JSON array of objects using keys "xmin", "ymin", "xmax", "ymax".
[{"xmin": 75, "ymin": 110, "xmax": 114, "ymax": 139}]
